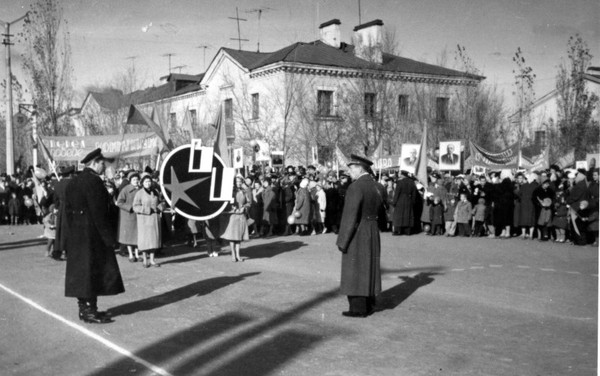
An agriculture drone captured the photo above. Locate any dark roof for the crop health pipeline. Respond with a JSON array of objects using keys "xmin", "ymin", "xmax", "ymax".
[
  {"xmin": 354, "ymin": 19, "xmax": 383, "ymax": 32},
  {"xmin": 319, "ymin": 19, "xmax": 341, "ymax": 28},
  {"xmin": 160, "ymin": 73, "xmax": 204, "ymax": 83},
  {"xmin": 89, "ymin": 90, "xmax": 126, "ymax": 111},
  {"xmin": 223, "ymin": 40, "xmax": 483, "ymax": 80}
]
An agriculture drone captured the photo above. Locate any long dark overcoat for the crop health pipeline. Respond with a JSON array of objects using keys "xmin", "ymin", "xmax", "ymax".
[
  {"xmin": 54, "ymin": 177, "xmax": 71, "ymax": 251},
  {"xmin": 294, "ymin": 187, "xmax": 311, "ymax": 225},
  {"xmin": 518, "ymin": 181, "xmax": 538, "ymax": 227},
  {"xmin": 336, "ymin": 174, "xmax": 383, "ymax": 297},
  {"xmin": 262, "ymin": 186, "xmax": 279, "ymax": 225},
  {"xmin": 64, "ymin": 168, "xmax": 124, "ymax": 298},
  {"xmin": 392, "ymin": 177, "xmax": 417, "ymax": 227}
]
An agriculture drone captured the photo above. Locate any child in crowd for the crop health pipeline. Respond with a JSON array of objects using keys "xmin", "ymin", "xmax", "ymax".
[
  {"xmin": 454, "ymin": 193, "xmax": 472, "ymax": 237},
  {"xmin": 551, "ymin": 195, "xmax": 568, "ymax": 243},
  {"xmin": 43, "ymin": 204, "xmax": 58, "ymax": 257},
  {"xmin": 444, "ymin": 197, "xmax": 457, "ymax": 236},
  {"xmin": 471, "ymin": 197, "xmax": 487, "ymax": 237},
  {"xmin": 8, "ymin": 192, "xmax": 20, "ymax": 225},
  {"xmin": 429, "ymin": 196, "xmax": 444, "ymax": 235}
]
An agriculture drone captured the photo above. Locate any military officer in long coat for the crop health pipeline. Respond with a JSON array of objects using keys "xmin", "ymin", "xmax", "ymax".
[
  {"xmin": 336, "ymin": 155, "xmax": 384, "ymax": 318},
  {"xmin": 64, "ymin": 149, "xmax": 124, "ymax": 324}
]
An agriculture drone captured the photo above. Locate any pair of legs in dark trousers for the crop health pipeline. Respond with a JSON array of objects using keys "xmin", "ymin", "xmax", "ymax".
[
  {"xmin": 457, "ymin": 223, "xmax": 470, "ymax": 237},
  {"xmin": 346, "ymin": 296, "xmax": 375, "ymax": 317}
]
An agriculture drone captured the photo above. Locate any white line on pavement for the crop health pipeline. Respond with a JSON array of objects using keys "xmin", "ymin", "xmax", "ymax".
[
  {"xmin": 516, "ymin": 265, "xmax": 531, "ymax": 269},
  {"xmin": 0, "ymin": 282, "xmax": 173, "ymax": 376},
  {"xmin": 489, "ymin": 265, "xmax": 503, "ymax": 268},
  {"xmin": 565, "ymin": 271, "xmax": 582, "ymax": 275},
  {"xmin": 451, "ymin": 268, "xmax": 465, "ymax": 272},
  {"xmin": 469, "ymin": 266, "xmax": 485, "ymax": 269},
  {"xmin": 539, "ymin": 268, "xmax": 556, "ymax": 272}
]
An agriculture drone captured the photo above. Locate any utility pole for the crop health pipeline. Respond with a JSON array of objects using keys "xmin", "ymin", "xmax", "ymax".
[
  {"xmin": 229, "ymin": 7, "xmax": 248, "ymax": 51},
  {"xmin": 196, "ymin": 44, "xmax": 211, "ymax": 71},
  {"xmin": 246, "ymin": 7, "xmax": 274, "ymax": 52},
  {"xmin": 162, "ymin": 52, "xmax": 175, "ymax": 73},
  {"xmin": 1, "ymin": 12, "xmax": 28, "ymax": 175},
  {"xmin": 358, "ymin": 0, "xmax": 362, "ymax": 25}
]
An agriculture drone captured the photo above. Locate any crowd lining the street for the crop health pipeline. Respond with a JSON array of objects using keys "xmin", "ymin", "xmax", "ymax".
[{"xmin": 1, "ymin": 161, "xmax": 598, "ymax": 262}]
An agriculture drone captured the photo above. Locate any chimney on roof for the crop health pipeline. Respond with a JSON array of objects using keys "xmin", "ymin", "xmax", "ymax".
[
  {"xmin": 319, "ymin": 19, "xmax": 341, "ymax": 49},
  {"xmin": 352, "ymin": 19, "xmax": 383, "ymax": 64}
]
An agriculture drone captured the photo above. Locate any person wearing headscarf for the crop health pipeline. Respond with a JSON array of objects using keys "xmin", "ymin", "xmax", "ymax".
[{"xmin": 133, "ymin": 173, "xmax": 164, "ymax": 267}]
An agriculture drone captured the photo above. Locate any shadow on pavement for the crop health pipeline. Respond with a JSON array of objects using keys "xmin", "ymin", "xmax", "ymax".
[
  {"xmin": 0, "ymin": 237, "xmax": 47, "ymax": 251},
  {"xmin": 376, "ymin": 272, "xmax": 441, "ymax": 312},
  {"xmin": 107, "ymin": 272, "xmax": 260, "ymax": 317},
  {"xmin": 92, "ymin": 287, "xmax": 342, "ymax": 376},
  {"xmin": 241, "ymin": 240, "xmax": 307, "ymax": 259},
  {"xmin": 158, "ymin": 253, "xmax": 208, "ymax": 265}
]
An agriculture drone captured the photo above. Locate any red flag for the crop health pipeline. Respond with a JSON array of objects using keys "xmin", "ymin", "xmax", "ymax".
[
  {"xmin": 212, "ymin": 106, "xmax": 230, "ymax": 167},
  {"xmin": 126, "ymin": 105, "xmax": 170, "ymax": 150},
  {"xmin": 415, "ymin": 122, "xmax": 428, "ymax": 185}
]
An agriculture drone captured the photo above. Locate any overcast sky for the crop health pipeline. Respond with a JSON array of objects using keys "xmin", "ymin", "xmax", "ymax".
[{"xmin": 1, "ymin": 0, "xmax": 598, "ymax": 109}]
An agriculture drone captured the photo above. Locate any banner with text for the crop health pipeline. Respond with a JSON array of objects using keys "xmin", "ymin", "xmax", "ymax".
[
  {"xmin": 39, "ymin": 133, "xmax": 162, "ymax": 161},
  {"xmin": 469, "ymin": 141, "xmax": 519, "ymax": 169}
]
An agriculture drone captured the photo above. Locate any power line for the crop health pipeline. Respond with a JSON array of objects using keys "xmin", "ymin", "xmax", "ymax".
[
  {"xmin": 228, "ymin": 7, "xmax": 248, "ymax": 51},
  {"xmin": 161, "ymin": 52, "xmax": 175, "ymax": 73}
]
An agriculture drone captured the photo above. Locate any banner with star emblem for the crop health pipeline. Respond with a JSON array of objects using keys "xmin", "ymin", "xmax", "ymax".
[{"xmin": 160, "ymin": 139, "xmax": 236, "ymax": 220}]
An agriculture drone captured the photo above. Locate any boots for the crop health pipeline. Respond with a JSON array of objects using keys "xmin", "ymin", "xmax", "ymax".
[{"xmin": 78, "ymin": 298, "xmax": 111, "ymax": 324}]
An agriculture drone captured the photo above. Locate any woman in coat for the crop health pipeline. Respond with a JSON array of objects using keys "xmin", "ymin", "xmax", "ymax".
[
  {"xmin": 293, "ymin": 178, "xmax": 311, "ymax": 235},
  {"xmin": 116, "ymin": 172, "xmax": 140, "ymax": 262},
  {"xmin": 392, "ymin": 172, "xmax": 417, "ymax": 235},
  {"xmin": 220, "ymin": 176, "xmax": 250, "ymax": 262},
  {"xmin": 133, "ymin": 174, "xmax": 164, "ymax": 267},
  {"xmin": 261, "ymin": 177, "xmax": 279, "ymax": 237},
  {"xmin": 518, "ymin": 174, "xmax": 539, "ymax": 239}
]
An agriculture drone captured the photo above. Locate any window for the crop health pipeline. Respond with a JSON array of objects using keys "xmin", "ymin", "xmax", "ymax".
[
  {"xmin": 189, "ymin": 109, "xmax": 198, "ymax": 127},
  {"xmin": 436, "ymin": 97, "xmax": 449, "ymax": 122},
  {"xmin": 398, "ymin": 95, "xmax": 409, "ymax": 117},
  {"xmin": 251, "ymin": 93, "xmax": 259, "ymax": 119},
  {"xmin": 317, "ymin": 90, "xmax": 334, "ymax": 116},
  {"xmin": 364, "ymin": 93, "xmax": 376, "ymax": 117},
  {"xmin": 169, "ymin": 112, "xmax": 177, "ymax": 128},
  {"xmin": 224, "ymin": 98, "xmax": 233, "ymax": 120}
]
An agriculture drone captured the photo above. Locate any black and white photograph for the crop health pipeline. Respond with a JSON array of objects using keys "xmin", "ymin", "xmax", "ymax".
[
  {"xmin": 438, "ymin": 141, "xmax": 461, "ymax": 170},
  {"xmin": 0, "ymin": 0, "xmax": 598, "ymax": 375}
]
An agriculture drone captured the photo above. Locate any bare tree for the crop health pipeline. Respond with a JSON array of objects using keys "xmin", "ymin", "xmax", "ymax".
[
  {"xmin": 511, "ymin": 47, "xmax": 536, "ymax": 144},
  {"xmin": 20, "ymin": 0, "xmax": 74, "ymax": 136}
]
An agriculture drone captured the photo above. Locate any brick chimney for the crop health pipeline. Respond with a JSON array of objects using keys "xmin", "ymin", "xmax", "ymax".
[
  {"xmin": 353, "ymin": 19, "xmax": 384, "ymax": 64},
  {"xmin": 319, "ymin": 19, "xmax": 341, "ymax": 48}
]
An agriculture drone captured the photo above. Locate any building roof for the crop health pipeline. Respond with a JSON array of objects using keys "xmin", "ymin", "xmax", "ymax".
[
  {"xmin": 89, "ymin": 90, "xmax": 127, "ymax": 111},
  {"xmin": 222, "ymin": 40, "xmax": 484, "ymax": 80}
]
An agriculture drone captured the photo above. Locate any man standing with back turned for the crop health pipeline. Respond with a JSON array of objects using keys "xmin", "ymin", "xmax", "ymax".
[
  {"xmin": 64, "ymin": 148, "xmax": 124, "ymax": 323},
  {"xmin": 336, "ymin": 154, "xmax": 384, "ymax": 318}
]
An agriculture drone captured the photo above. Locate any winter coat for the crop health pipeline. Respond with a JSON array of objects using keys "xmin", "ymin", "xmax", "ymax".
[
  {"xmin": 472, "ymin": 203, "xmax": 487, "ymax": 222},
  {"xmin": 429, "ymin": 203, "xmax": 444, "ymax": 226},
  {"xmin": 518, "ymin": 182, "xmax": 538, "ymax": 227},
  {"xmin": 262, "ymin": 186, "xmax": 279, "ymax": 225},
  {"xmin": 445, "ymin": 201, "xmax": 457, "ymax": 222},
  {"xmin": 314, "ymin": 189, "xmax": 327, "ymax": 222},
  {"xmin": 133, "ymin": 188, "xmax": 162, "ymax": 251},
  {"xmin": 54, "ymin": 177, "xmax": 71, "ymax": 251},
  {"xmin": 8, "ymin": 197, "xmax": 20, "ymax": 216},
  {"xmin": 336, "ymin": 174, "xmax": 383, "ymax": 297},
  {"xmin": 454, "ymin": 200, "xmax": 473, "ymax": 224},
  {"xmin": 43, "ymin": 212, "xmax": 57, "ymax": 239},
  {"xmin": 116, "ymin": 184, "xmax": 139, "ymax": 246},
  {"xmin": 392, "ymin": 177, "xmax": 417, "ymax": 227},
  {"xmin": 294, "ymin": 187, "xmax": 311, "ymax": 225},
  {"xmin": 64, "ymin": 168, "xmax": 124, "ymax": 298}
]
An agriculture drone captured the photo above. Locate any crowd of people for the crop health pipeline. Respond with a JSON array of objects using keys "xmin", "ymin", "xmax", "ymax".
[{"xmin": 0, "ymin": 161, "xmax": 598, "ymax": 263}]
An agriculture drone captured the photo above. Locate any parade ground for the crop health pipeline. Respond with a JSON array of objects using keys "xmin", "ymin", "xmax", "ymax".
[{"xmin": 0, "ymin": 225, "xmax": 597, "ymax": 376}]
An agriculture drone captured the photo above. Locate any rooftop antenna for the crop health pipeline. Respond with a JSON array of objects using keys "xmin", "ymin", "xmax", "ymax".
[
  {"xmin": 246, "ymin": 7, "xmax": 274, "ymax": 52},
  {"xmin": 228, "ymin": 7, "xmax": 248, "ymax": 50},
  {"xmin": 125, "ymin": 55, "xmax": 138, "ymax": 70},
  {"xmin": 358, "ymin": 0, "xmax": 362, "ymax": 25},
  {"xmin": 172, "ymin": 65, "xmax": 187, "ymax": 74},
  {"xmin": 196, "ymin": 44, "xmax": 212, "ymax": 71},
  {"xmin": 161, "ymin": 53, "xmax": 175, "ymax": 73}
]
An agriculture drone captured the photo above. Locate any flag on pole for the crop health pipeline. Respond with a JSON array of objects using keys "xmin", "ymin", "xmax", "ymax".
[
  {"xmin": 181, "ymin": 106, "xmax": 195, "ymax": 139},
  {"xmin": 37, "ymin": 136, "xmax": 61, "ymax": 180},
  {"xmin": 334, "ymin": 144, "xmax": 350, "ymax": 167},
  {"xmin": 126, "ymin": 105, "xmax": 170, "ymax": 150},
  {"xmin": 415, "ymin": 122, "xmax": 428, "ymax": 185},
  {"xmin": 212, "ymin": 106, "xmax": 231, "ymax": 167},
  {"xmin": 369, "ymin": 139, "xmax": 383, "ymax": 161}
]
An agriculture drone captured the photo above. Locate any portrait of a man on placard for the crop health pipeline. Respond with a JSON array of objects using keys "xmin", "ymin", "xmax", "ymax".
[
  {"xmin": 439, "ymin": 141, "xmax": 461, "ymax": 170},
  {"xmin": 400, "ymin": 144, "xmax": 420, "ymax": 174}
]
